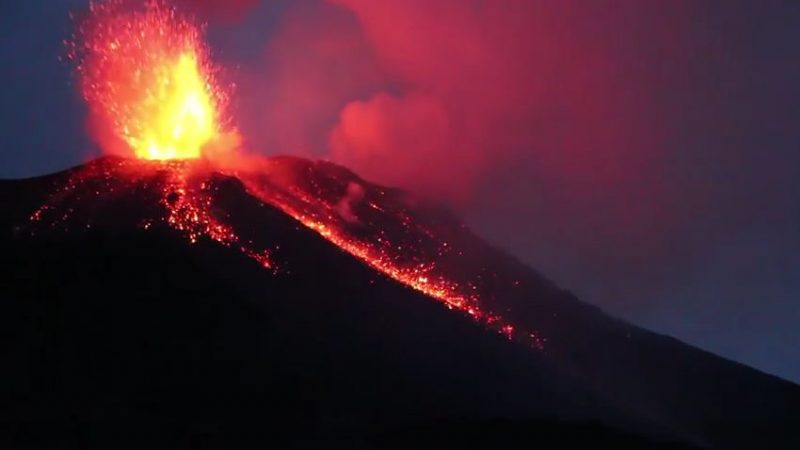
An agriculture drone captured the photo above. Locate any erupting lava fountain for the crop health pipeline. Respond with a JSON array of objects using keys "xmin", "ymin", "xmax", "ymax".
[{"xmin": 68, "ymin": 0, "xmax": 240, "ymax": 161}]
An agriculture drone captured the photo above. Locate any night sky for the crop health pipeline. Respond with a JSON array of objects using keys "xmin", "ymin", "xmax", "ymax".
[{"xmin": 2, "ymin": 0, "xmax": 798, "ymax": 383}]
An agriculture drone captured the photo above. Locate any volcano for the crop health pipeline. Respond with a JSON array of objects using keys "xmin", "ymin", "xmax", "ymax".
[{"xmin": 1, "ymin": 156, "xmax": 799, "ymax": 449}]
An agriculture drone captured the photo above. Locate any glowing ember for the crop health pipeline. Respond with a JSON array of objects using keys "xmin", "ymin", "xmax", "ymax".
[
  {"xmin": 68, "ymin": 0, "xmax": 239, "ymax": 160},
  {"xmin": 29, "ymin": 159, "xmax": 273, "ymax": 269},
  {"xmin": 157, "ymin": 162, "xmax": 273, "ymax": 267},
  {"xmin": 159, "ymin": 162, "xmax": 236, "ymax": 244}
]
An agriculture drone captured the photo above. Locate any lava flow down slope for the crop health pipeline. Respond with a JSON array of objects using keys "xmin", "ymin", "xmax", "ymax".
[
  {"xmin": 5, "ymin": 154, "xmax": 800, "ymax": 450},
  {"xmin": 2, "ymin": 1, "xmax": 799, "ymax": 449}
]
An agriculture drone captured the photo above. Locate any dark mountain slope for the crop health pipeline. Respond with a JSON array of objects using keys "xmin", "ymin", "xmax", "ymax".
[
  {"xmin": 245, "ymin": 156, "xmax": 800, "ymax": 449},
  {"xmin": 2, "ymin": 202, "xmax": 681, "ymax": 449},
  {"xmin": 1, "ymin": 156, "xmax": 798, "ymax": 449}
]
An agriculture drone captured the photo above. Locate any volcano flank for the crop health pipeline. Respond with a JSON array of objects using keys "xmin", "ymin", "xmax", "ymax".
[{"xmin": 1, "ymin": 156, "xmax": 799, "ymax": 449}]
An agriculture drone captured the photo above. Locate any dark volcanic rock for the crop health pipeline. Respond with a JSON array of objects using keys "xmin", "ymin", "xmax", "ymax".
[{"xmin": 1, "ymin": 156, "xmax": 797, "ymax": 449}]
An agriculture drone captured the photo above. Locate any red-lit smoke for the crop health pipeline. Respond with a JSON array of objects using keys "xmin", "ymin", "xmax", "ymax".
[
  {"xmin": 175, "ymin": 0, "xmax": 261, "ymax": 23},
  {"xmin": 240, "ymin": 1, "xmax": 686, "ymax": 205},
  {"xmin": 231, "ymin": 1, "xmax": 699, "ymax": 314}
]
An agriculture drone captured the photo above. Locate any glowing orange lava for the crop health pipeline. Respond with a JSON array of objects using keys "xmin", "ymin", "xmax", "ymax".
[
  {"xmin": 238, "ymin": 172, "xmax": 546, "ymax": 350},
  {"xmin": 69, "ymin": 0, "xmax": 239, "ymax": 160},
  {"xmin": 154, "ymin": 162, "xmax": 273, "ymax": 268}
]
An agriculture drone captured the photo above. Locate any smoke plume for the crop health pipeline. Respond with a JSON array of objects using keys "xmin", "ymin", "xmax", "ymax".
[{"xmin": 205, "ymin": 0, "xmax": 800, "ymax": 380}]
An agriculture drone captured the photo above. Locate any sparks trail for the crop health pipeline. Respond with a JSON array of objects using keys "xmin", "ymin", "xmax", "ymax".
[
  {"xmin": 154, "ymin": 162, "xmax": 272, "ymax": 268},
  {"xmin": 235, "ymin": 159, "xmax": 546, "ymax": 350}
]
